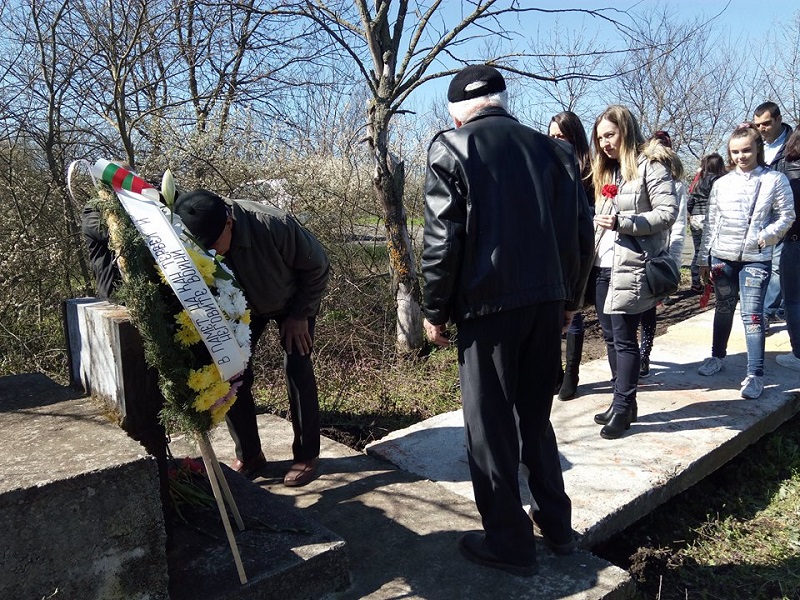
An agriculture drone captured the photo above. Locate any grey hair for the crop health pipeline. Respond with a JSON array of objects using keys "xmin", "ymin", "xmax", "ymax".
[{"xmin": 448, "ymin": 90, "xmax": 509, "ymax": 124}]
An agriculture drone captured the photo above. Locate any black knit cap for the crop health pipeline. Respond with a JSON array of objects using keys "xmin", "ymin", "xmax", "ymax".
[
  {"xmin": 174, "ymin": 189, "xmax": 228, "ymax": 248},
  {"xmin": 447, "ymin": 64, "xmax": 506, "ymax": 103}
]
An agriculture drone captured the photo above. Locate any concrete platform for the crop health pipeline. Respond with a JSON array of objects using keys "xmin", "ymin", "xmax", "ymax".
[
  {"xmin": 366, "ymin": 308, "xmax": 800, "ymax": 549},
  {"xmin": 171, "ymin": 417, "xmax": 634, "ymax": 600}
]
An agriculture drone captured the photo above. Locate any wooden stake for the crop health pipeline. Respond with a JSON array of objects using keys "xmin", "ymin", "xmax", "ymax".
[
  {"xmin": 197, "ymin": 433, "xmax": 248, "ymax": 584},
  {"xmin": 201, "ymin": 437, "xmax": 245, "ymax": 531}
]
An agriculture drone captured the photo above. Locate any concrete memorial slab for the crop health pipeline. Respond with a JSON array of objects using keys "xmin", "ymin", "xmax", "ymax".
[{"xmin": 366, "ymin": 308, "xmax": 800, "ymax": 548}]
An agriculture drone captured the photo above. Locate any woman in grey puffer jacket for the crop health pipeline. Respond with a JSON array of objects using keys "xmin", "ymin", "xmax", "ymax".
[
  {"xmin": 697, "ymin": 123, "xmax": 794, "ymax": 399},
  {"xmin": 591, "ymin": 105, "xmax": 679, "ymax": 439}
]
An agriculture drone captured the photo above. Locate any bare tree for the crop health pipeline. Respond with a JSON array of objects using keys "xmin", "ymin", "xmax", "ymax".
[
  {"xmin": 268, "ymin": 1, "xmax": 651, "ymax": 353},
  {"xmin": 761, "ymin": 10, "xmax": 800, "ymax": 126}
]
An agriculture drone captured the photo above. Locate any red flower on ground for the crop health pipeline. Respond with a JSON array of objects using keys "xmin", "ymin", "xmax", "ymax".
[{"xmin": 601, "ymin": 184, "xmax": 618, "ymax": 199}]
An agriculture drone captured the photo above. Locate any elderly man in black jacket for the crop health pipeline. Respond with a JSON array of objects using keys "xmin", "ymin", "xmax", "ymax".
[{"xmin": 421, "ymin": 65, "xmax": 594, "ymax": 576}]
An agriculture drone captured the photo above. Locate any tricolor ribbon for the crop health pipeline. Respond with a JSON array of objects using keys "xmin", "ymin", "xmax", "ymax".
[{"xmin": 78, "ymin": 159, "xmax": 248, "ymax": 381}]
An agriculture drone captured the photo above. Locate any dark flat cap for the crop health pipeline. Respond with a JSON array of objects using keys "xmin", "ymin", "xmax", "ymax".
[
  {"xmin": 447, "ymin": 64, "xmax": 506, "ymax": 103},
  {"xmin": 174, "ymin": 189, "xmax": 228, "ymax": 249}
]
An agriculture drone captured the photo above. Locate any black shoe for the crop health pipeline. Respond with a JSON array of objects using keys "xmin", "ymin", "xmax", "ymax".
[
  {"xmin": 531, "ymin": 520, "xmax": 577, "ymax": 555},
  {"xmin": 600, "ymin": 405, "xmax": 638, "ymax": 440},
  {"xmin": 458, "ymin": 532, "xmax": 537, "ymax": 577},
  {"xmin": 639, "ymin": 357, "xmax": 651, "ymax": 378}
]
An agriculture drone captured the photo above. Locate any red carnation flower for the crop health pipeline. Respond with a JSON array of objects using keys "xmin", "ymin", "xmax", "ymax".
[{"xmin": 601, "ymin": 184, "xmax": 618, "ymax": 199}]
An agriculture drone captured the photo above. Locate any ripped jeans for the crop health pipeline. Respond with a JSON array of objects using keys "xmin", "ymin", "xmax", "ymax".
[{"xmin": 709, "ymin": 257, "xmax": 770, "ymax": 377}]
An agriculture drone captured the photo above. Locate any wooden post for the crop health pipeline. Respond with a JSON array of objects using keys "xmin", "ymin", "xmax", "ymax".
[{"xmin": 197, "ymin": 433, "xmax": 247, "ymax": 584}]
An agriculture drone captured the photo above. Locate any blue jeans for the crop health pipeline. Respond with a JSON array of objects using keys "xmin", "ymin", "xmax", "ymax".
[
  {"xmin": 780, "ymin": 237, "xmax": 800, "ymax": 358},
  {"xmin": 595, "ymin": 268, "xmax": 642, "ymax": 412},
  {"xmin": 764, "ymin": 240, "xmax": 784, "ymax": 319},
  {"xmin": 709, "ymin": 258, "xmax": 770, "ymax": 377}
]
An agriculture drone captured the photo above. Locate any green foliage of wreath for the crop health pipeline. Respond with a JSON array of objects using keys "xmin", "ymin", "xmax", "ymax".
[{"xmin": 96, "ymin": 186, "xmax": 213, "ymax": 434}]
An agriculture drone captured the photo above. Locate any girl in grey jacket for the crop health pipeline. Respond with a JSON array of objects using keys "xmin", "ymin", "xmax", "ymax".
[
  {"xmin": 697, "ymin": 123, "xmax": 794, "ymax": 399},
  {"xmin": 590, "ymin": 105, "xmax": 679, "ymax": 439}
]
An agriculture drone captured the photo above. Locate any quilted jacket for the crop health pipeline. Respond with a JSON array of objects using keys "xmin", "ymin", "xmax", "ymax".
[
  {"xmin": 698, "ymin": 166, "xmax": 794, "ymax": 263},
  {"xmin": 593, "ymin": 141, "xmax": 678, "ymax": 314}
]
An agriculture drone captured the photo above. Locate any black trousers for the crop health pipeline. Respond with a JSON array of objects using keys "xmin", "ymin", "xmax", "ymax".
[
  {"xmin": 595, "ymin": 268, "xmax": 642, "ymax": 412},
  {"xmin": 225, "ymin": 314, "xmax": 321, "ymax": 462},
  {"xmin": 457, "ymin": 302, "xmax": 572, "ymax": 562}
]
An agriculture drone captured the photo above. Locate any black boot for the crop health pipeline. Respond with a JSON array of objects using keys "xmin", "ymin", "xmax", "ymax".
[
  {"xmin": 558, "ymin": 332, "xmax": 584, "ymax": 401},
  {"xmin": 595, "ymin": 400, "xmax": 637, "ymax": 426},
  {"xmin": 600, "ymin": 403, "xmax": 638, "ymax": 440},
  {"xmin": 594, "ymin": 404, "xmax": 615, "ymax": 425}
]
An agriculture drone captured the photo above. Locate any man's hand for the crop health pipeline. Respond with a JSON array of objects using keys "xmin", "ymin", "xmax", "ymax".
[
  {"xmin": 424, "ymin": 318, "xmax": 451, "ymax": 347},
  {"xmin": 562, "ymin": 310, "xmax": 577, "ymax": 335},
  {"xmin": 280, "ymin": 316, "xmax": 312, "ymax": 356}
]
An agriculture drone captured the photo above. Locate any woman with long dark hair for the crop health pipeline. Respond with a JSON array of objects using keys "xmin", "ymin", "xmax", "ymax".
[
  {"xmin": 688, "ymin": 153, "xmax": 727, "ymax": 292},
  {"xmin": 548, "ymin": 111, "xmax": 593, "ymax": 400}
]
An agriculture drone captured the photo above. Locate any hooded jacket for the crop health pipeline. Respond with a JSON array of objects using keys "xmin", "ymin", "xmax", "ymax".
[
  {"xmin": 593, "ymin": 140, "xmax": 679, "ymax": 314},
  {"xmin": 698, "ymin": 166, "xmax": 794, "ymax": 263},
  {"xmin": 421, "ymin": 106, "xmax": 594, "ymax": 325}
]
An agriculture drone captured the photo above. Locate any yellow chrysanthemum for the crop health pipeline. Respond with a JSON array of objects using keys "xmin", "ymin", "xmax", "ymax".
[
  {"xmin": 210, "ymin": 395, "xmax": 237, "ymax": 426},
  {"xmin": 187, "ymin": 247, "xmax": 216, "ymax": 285},
  {"xmin": 187, "ymin": 364, "xmax": 219, "ymax": 392},
  {"xmin": 156, "ymin": 266, "xmax": 169, "ymax": 285},
  {"xmin": 174, "ymin": 310, "xmax": 202, "ymax": 347},
  {"xmin": 193, "ymin": 381, "xmax": 230, "ymax": 412},
  {"xmin": 240, "ymin": 309, "xmax": 251, "ymax": 325}
]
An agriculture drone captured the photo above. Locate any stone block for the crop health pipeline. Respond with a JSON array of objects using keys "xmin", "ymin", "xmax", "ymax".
[{"xmin": 0, "ymin": 373, "xmax": 168, "ymax": 599}]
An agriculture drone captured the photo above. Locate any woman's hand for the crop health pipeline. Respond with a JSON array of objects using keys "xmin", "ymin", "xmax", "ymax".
[{"xmin": 594, "ymin": 214, "xmax": 617, "ymax": 230}]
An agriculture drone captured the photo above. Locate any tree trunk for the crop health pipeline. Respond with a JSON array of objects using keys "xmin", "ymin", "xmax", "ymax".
[{"xmin": 369, "ymin": 104, "xmax": 423, "ymax": 354}]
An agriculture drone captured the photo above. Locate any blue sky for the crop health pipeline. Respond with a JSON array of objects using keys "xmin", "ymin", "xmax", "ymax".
[{"xmin": 405, "ymin": 0, "xmax": 797, "ymax": 110}]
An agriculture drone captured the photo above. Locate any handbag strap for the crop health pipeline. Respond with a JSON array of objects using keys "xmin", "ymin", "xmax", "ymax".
[{"xmin": 738, "ymin": 176, "xmax": 763, "ymax": 258}]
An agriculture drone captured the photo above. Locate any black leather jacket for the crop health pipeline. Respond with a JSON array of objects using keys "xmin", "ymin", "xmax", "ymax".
[{"xmin": 421, "ymin": 107, "xmax": 594, "ymax": 325}]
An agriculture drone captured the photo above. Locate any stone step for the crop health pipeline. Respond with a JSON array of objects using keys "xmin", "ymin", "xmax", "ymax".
[{"xmin": 0, "ymin": 373, "xmax": 350, "ymax": 600}]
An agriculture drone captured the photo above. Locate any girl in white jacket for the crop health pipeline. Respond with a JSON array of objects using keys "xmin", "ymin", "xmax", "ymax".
[{"xmin": 697, "ymin": 122, "xmax": 795, "ymax": 398}]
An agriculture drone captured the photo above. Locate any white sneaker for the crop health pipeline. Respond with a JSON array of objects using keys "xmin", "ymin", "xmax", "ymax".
[
  {"xmin": 698, "ymin": 356, "xmax": 724, "ymax": 376},
  {"xmin": 740, "ymin": 375, "xmax": 764, "ymax": 399},
  {"xmin": 776, "ymin": 353, "xmax": 800, "ymax": 372}
]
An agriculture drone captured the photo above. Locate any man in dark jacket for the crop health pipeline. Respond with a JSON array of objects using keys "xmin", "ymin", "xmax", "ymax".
[
  {"xmin": 754, "ymin": 102, "xmax": 794, "ymax": 325},
  {"xmin": 421, "ymin": 65, "xmax": 594, "ymax": 576},
  {"xmin": 175, "ymin": 190, "xmax": 330, "ymax": 487}
]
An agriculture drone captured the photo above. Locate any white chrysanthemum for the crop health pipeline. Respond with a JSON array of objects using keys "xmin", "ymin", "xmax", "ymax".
[
  {"xmin": 217, "ymin": 293, "xmax": 237, "ymax": 319},
  {"xmin": 234, "ymin": 322, "xmax": 252, "ymax": 358},
  {"xmin": 216, "ymin": 278, "xmax": 247, "ymax": 318}
]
